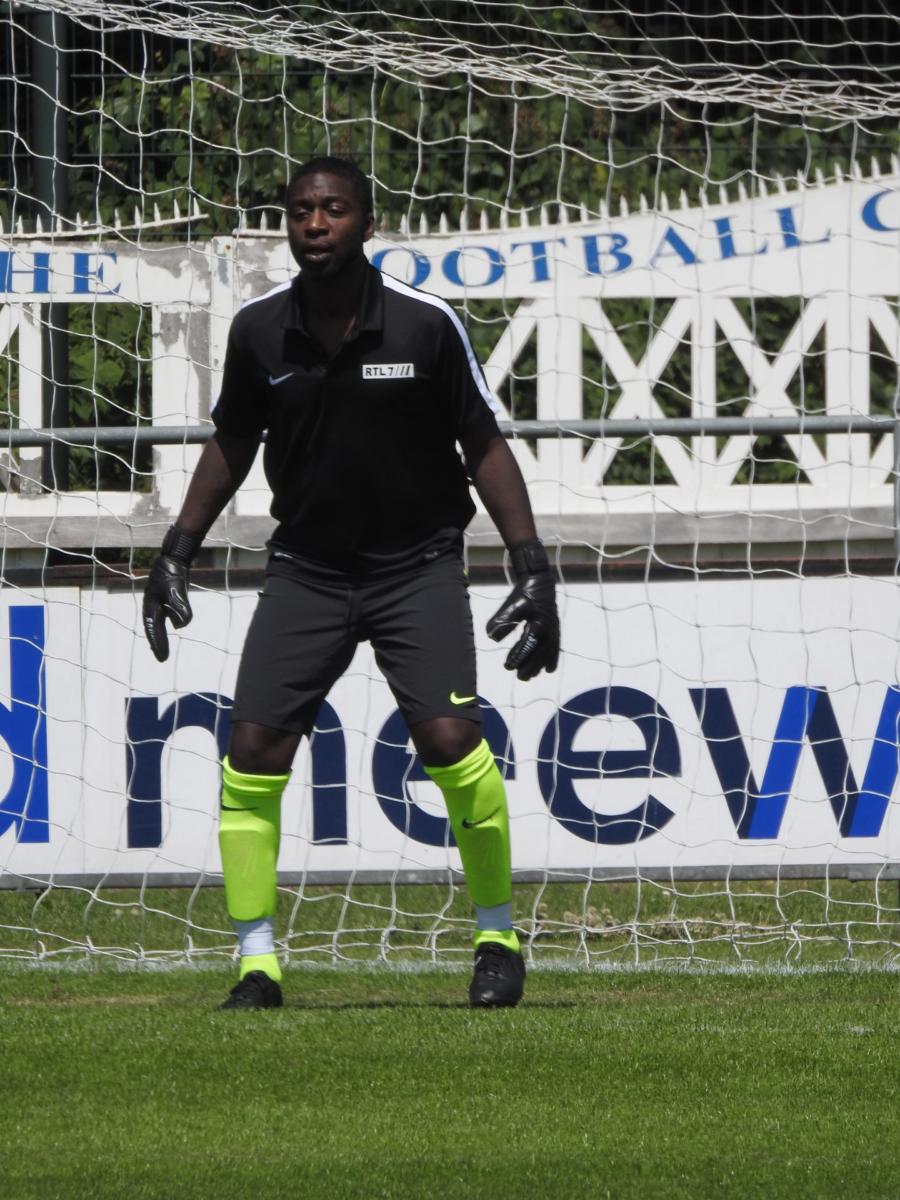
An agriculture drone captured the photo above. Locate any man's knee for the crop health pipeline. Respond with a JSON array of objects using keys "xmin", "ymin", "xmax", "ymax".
[
  {"xmin": 227, "ymin": 721, "xmax": 301, "ymax": 775},
  {"xmin": 412, "ymin": 717, "xmax": 481, "ymax": 768}
]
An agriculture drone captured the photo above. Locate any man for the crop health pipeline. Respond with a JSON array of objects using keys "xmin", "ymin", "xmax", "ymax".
[{"xmin": 143, "ymin": 156, "xmax": 559, "ymax": 1010}]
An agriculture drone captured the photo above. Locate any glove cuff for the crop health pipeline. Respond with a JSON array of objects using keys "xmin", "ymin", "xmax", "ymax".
[
  {"xmin": 161, "ymin": 525, "xmax": 203, "ymax": 565},
  {"xmin": 508, "ymin": 538, "xmax": 550, "ymax": 578}
]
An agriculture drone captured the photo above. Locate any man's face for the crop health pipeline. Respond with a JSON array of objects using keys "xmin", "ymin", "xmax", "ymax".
[{"xmin": 286, "ymin": 171, "xmax": 374, "ymax": 279}]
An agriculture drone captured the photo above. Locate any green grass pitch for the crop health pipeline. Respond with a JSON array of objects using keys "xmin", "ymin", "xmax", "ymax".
[{"xmin": 1, "ymin": 964, "xmax": 898, "ymax": 1200}]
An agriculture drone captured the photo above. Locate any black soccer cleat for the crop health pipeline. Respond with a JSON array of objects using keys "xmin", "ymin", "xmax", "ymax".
[
  {"xmin": 219, "ymin": 970, "xmax": 283, "ymax": 1010},
  {"xmin": 468, "ymin": 941, "xmax": 526, "ymax": 1008}
]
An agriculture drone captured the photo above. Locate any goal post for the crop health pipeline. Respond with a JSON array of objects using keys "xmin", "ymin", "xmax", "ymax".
[{"xmin": 1, "ymin": 0, "xmax": 900, "ymax": 968}]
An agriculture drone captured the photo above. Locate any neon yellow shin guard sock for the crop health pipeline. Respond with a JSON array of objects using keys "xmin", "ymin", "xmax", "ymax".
[
  {"xmin": 218, "ymin": 756, "xmax": 290, "ymax": 982},
  {"xmin": 425, "ymin": 740, "xmax": 518, "ymax": 951}
]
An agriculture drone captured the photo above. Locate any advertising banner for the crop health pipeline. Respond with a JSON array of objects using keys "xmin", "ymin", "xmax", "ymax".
[{"xmin": 1, "ymin": 575, "xmax": 898, "ymax": 884}]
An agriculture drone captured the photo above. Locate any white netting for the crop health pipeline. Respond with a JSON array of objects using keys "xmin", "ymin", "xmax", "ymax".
[
  {"xmin": 22, "ymin": 0, "xmax": 900, "ymax": 119},
  {"xmin": 0, "ymin": 1, "xmax": 899, "ymax": 968}
]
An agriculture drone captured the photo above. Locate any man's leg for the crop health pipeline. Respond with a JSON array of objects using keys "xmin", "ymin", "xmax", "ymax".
[
  {"xmin": 219, "ymin": 563, "xmax": 356, "ymax": 1009},
  {"xmin": 368, "ymin": 551, "xmax": 525, "ymax": 1006},
  {"xmin": 218, "ymin": 722, "xmax": 300, "ymax": 1005},
  {"xmin": 415, "ymin": 722, "xmax": 525, "ymax": 1008}
]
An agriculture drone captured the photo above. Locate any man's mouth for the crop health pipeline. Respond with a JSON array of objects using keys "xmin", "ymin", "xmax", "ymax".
[{"xmin": 301, "ymin": 244, "xmax": 333, "ymax": 261}]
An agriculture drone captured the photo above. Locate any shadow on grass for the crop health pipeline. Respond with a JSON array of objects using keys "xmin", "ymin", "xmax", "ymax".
[{"xmin": 214, "ymin": 998, "xmax": 580, "ymax": 1012}]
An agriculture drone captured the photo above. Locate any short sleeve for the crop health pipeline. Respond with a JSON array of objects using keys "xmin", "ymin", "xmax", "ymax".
[
  {"xmin": 436, "ymin": 307, "xmax": 502, "ymax": 445},
  {"xmin": 210, "ymin": 321, "xmax": 269, "ymax": 437}
]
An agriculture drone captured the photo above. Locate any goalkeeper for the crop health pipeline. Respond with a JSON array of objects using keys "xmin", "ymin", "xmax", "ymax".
[{"xmin": 142, "ymin": 156, "xmax": 559, "ymax": 1010}]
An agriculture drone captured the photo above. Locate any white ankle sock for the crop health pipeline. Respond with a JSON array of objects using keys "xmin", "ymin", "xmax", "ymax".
[
  {"xmin": 475, "ymin": 902, "xmax": 512, "ymax": 931},
  {"xmin": 234, "ymin": 916, "xmax": 275, "ymax": 958}
]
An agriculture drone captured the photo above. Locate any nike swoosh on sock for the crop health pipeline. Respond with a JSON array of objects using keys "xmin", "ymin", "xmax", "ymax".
[{"xmin": 461, "ymin": 806, "xmax": 501, "ymax": 829}]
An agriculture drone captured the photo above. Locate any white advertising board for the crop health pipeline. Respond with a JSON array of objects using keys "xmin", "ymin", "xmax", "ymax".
[
  {"xmin": 2, "ymin": 170, "xmax": 900, "ymax": 546},
  {"xmin": 1, "ymin": 575, "xmax": 898, "ymax": 884}
]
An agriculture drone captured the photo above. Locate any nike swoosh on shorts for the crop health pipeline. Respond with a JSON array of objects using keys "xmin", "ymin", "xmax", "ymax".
[{"xmin": 450, "ymin": 691, "xmax": 476, "ymax": 705}]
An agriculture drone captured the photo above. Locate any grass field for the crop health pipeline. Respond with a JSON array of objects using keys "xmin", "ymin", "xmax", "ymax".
[{"xmin": 2, "ymin": 962, "xmax": 898, "ymax": 1200}]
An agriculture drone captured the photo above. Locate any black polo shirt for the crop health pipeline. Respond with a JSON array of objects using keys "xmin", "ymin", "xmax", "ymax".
[{"xmin": 211, "ymin": 264, "xmax": 502, "ymax": 568}]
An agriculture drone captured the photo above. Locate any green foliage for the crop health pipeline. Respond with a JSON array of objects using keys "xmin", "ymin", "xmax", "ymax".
[
  {"xmin": 64, "ymin": 32, "xmax": 900, "ymax": 234},
  {"xmin": 6, "ymin": 14, "xmax": 898, "ymax": 492},
  {"xmin": 0, "ymin": 333, "xmax": 18, "ymax": 433},
  {"xmin": 0, "ymin": 303, "xmax": 151, "ymax": 494},
  {"xmin": 65, "ymin": 302, "xmax": 153, "ymax": 491}
]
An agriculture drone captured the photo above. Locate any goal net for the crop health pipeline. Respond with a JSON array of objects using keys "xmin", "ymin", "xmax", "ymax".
[{"xmin": 2, "ymin": 0, "xmax": 900, "ymax": 969}]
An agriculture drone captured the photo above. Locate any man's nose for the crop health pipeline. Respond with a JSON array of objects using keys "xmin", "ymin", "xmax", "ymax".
[{"xmin": 306, "ymin": 207, "xmax": 328, "ymax": 233}]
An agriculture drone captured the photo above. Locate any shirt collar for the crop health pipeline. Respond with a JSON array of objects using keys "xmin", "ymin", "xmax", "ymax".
[{"xmin": 287, "ymin": 262, "xmax": 384, "ymax": 335}]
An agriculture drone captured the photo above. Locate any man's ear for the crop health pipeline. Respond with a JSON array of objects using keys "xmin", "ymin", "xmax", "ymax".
[{"xmin": 362, "ymin": 212, "xmax": 375, "ymax": 243}]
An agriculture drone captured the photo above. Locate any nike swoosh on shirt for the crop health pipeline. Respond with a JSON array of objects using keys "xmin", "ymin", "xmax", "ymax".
[
  {"xmin": 268, "ymin": 371, "xmax": 294, "ymax": 385},
  {"xmin": 449, "ymin": 691, "xmax": 477, "ymax": 705}
]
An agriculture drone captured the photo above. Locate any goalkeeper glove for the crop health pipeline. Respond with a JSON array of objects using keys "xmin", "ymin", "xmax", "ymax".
[
  {"xmin": 486, "ymin": 538, "xmax": 559, "ymax": 681},
  {"xmin": 142, "ymin": 525, "xmax": 203, "ymax": 663}
]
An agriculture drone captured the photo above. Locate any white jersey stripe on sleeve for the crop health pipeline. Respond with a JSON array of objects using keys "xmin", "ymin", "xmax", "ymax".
[
  {"xmin": 238, "ymin": 279, "xmax": 293, "ymax": 312},
  {"xmin": 380, "ymin": 272, "xmax": 502, "ymax": 415}
]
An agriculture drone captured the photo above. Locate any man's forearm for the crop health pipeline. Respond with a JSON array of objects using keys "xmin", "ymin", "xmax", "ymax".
[
  {"xmin": 175, "ymin": 430, "xmax": 262, "ymax": 539},
  {"xmin": 466, "ymin": 435, "xmax": 537, "ymax": 548}
]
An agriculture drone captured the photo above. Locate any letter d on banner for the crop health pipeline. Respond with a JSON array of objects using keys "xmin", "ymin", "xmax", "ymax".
[{"xmin": 0, "ymin": 606, "xmax": 49, "ymax": 843}]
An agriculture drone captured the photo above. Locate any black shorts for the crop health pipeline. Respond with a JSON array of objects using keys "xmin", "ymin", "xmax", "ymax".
[{"xmin": 231, "ymin": 547, "xmax": 481, "ymax": 735}]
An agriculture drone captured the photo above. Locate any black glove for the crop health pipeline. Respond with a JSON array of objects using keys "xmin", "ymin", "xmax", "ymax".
[
  {"xmin": 486, "ymin": 539, "xmax": 560, "ymax": 681},
  {"xmin": 142, "ymin": 525, "xmax": 203, "ymax": 662}
]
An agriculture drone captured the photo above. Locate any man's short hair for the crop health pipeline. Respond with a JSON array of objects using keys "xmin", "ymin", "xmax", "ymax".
[{"xmin": 286, "ymin": 156, "xmax": 374, "ymax": 217}]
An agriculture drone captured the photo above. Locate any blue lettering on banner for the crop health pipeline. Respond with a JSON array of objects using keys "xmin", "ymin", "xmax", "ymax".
[
  {"xmin": 689, "ymin": 686, "xmax": 900, "ymax": 839},
  {"xmin": 860, "ymin": 189, "xmax": 899, "ymax": 233},
  {"xmin": 117, "ymin": 682, "xmax": 900, "ymax": 851},
  {"xmin": 0, "ymin": 195, "xmax": 883, "ymax": 304},
  {"xmin": 0, "ymin": 250, "xmax": 119, "ymax": 295},
  {"xmin": 845, "ymin": 687, "xmax": 900, "ymax": 836},
  {"xmin": 511, "ymin": 238, "xmax": 566, "ymax": 283},
  {"xmin": 0, "ymin": 606, "xmax": 49, "ymax": 844},
  {"xmin": 370, "ymin": 247, "xmax": 431, "ymax": 288},
  {"xmin": 581, "ymin": 232, "xmax": 632, "ymax": 276},
  {"xmin": 72, "ymin": 251, "xmax": 120, "ymax": 295},
  {"xmin": 651, "ymin": 227, "xmax": 698, "ymax": 268},
  {"xmin": 0, "ymin": 251, "xmax": 51, "ymax": 294},
  {"xmin": 124, "ymin": 694, "xmax": 348, "ymax": 848},
  {"xmin": 713, "ymin": 215, "xmax": 768, "ymax": 261},
  {"xmin": 690, "ymin": 685, "xmax": 813, "ymax": 839},
  {"xmin": 536, "ymin": 687, "xmax": 679, "ymax": 845},
  {"xmin": 308, "ymin": 701, "xmax": 347, "ymax": 845},
  {"xmin": 776, "ymin": 205, "xmax": 831, "ymax": 250},
  {"xmin": 372, "ymin": 700, "xmax": 515, "ymax": 847},
  {"xmin": 442, "ymin": 246, "xmax": 505, "ymax": 287},
  {"xmin": 125, "ymin": 692, "xmax": 231, "ymax": 848}
]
